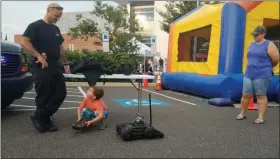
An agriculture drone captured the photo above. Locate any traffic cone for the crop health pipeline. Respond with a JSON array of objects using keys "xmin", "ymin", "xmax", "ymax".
[
  {"xmin": 155, "ymin": 73, "xmax": 162, "ymax": 91},
  {"xmin": 248, "ymin": 97, "xmax": 258, "ymax": 110},
  {"xmin": 143, "ymin": 72, "xmax": 149, "ymax": 88}
]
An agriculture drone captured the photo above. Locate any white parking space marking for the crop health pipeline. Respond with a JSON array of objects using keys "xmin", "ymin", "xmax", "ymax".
[
  {"xmin": 22, "ymin": 97, "xmax": 81, "ymax": 103},
  {"xmin": 66, "ymin": 95, "xmax": 84, "ymax": 97},
  {"xmin": 10, "ymin": 104, "xmax": 36, "ymax": 108},
  {"xmin": 66, "ymin": 90, "xmax": 84, "ymax": 94},
  {"xmin": 4, "ymin": 106, "xmax": 77, "ymax": 112},
  {"xmin": 66, "ymin": 87, "xmax": 80, "ymax": 91},
  {"xmin": 142, "ymin": 89, "xmax": 196, "ymax": 106},
  {"xmin": 24, "ymin": 92, "xmax": 84, "ymax": 98},
  {"xmin": 27, "ymin": 91, "xmax": 82, "ymax": 94},
  {"xmin": 4, "ymin": 108, "xmax": 37, "ymax": 111},
  {"xmin": 32, "ymin": 87, "xmax": 80, "ymax": 91},
  {"xmin": 8, "ymin": 86, "xmax": 84, "ymax": 112},
  {"xmin": 78, "ymin": 86, "xmax": 86, "ymax": 97}
]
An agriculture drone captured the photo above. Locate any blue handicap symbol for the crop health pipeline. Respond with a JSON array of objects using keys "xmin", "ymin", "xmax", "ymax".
[
  {"xmin": 113, "ymin": 98, "xmax": 172, "ymax": 107},
  {"xmin": 104, "ymin": 35, "xmax": 107, "ymax": 39}
]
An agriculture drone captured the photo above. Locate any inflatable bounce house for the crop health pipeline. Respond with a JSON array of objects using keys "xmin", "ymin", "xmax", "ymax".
[{"xmin": 163, "ymin": 1, "xmax": 280, "ymax": 104}]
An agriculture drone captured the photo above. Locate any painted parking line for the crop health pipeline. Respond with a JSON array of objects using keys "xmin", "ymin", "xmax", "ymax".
[
  {"xmin": 25, "ymin": 92, "xmax": 84, "ymax": 98},
  {"xmin": 78, "ymin": 86, "xmax": 86, "ymax": 97},
  {"xmin": 33, "ymin": 90, "xmax": 82, "ymax": 94},
  {"xmin": 4, "ymin": 104, "xmax": 77, "ymax": 111},
  {"xmin": 8, "ymin": 87, "xmax": 84, "ymax": 112},
  {"xmin": 3, "ymin": 108, "xmax": 37, "ymax": 111},
  {"xmin": 166, "ymin": 90, "xmax": 208, "ymax": 103},
  {"xmin": 66, "ymin": 87, "xmax": 80, "ymax": 91},
  {"xmin": 21, "ymin": 97, "xmax": 81, "ymax": 104},
  {"xmin": 10, "ymin": 104, "xmax": 36, "ymax": 108},
  {"xmin": 26, "ymin": 91, "xmax": 82, "ymax": 95},
  {"xmin": 142, "ymin": 89, "xmax": 196, "ymax": 106},
  {"xmin": 10, "ymin": 104, "xmax": 78, "ymax": 109},
  {"xmin": 32, "ymin": 87, "xmax": 80, "ymax": 91},
  {"xmin": 24, "ymin": 92, "xmax": 84, "ymax": 98},
  {"xmin": 65, "ymin": 95, "xmax": 84, "ymax": 97},
  {"xmin": 66, "ymin": 90, "xmax": 84, "ymax": 94}
]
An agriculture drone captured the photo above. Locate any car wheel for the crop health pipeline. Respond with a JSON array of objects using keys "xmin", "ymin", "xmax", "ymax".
[{"xmin": 1, "ymin": 97, "xmax": 15, "ymax": 109}]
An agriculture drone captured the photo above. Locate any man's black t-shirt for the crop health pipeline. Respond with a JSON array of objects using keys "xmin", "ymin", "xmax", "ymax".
[{"xmin": 23, "ymin": 19, "xmax": 64, "ymax": 61}]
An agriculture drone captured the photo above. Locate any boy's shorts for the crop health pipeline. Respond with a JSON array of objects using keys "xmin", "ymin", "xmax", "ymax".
[
  {"xmin": 242, "ymin": 76, "xmax": 272, "ymax": 96},
  {"xmin": 82, "ymin": 108, "xmax": 108, "ymax": 120}
]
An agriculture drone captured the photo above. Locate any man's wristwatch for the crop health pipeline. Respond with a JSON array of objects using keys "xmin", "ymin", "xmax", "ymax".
[{"xmin": 63, "ymin": 63, "xmax": 70, "ymax": 66}]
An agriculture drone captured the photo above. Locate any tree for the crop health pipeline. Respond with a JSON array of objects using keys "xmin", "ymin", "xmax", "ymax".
[
  {"xmin": 68, "ymin": 0, "xmax": 142, "ymax": 54},
  {"xmin": 156, "ymin": 1, "xmax": 197, "ymax": 33},
  {"xmin": 157, "ymin": 1, "xmax": 222, "ymax": 33}
]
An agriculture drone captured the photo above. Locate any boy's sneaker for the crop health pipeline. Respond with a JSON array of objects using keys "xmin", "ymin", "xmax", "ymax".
[
  {"xmin": 72, "ymin": 118, "xmax": 89, "ymax": 130},
  {"xmin": 96, "ymin": 121, "xmax": 106, "ymax": 130}
]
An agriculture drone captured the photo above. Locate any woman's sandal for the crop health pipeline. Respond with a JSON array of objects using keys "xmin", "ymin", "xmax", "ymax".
[
  {"xmin": 236, "ymin": 114, "xmax": 247, "ymax": 120},
  {"xmin": 253, "ymin": 119, "xmax": 264, "ymax": 124}
]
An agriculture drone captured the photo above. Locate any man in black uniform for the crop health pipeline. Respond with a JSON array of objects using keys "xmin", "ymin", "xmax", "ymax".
[
  {"xmin": 20, "ymin": 3, "xmax": 71, "ymax": 133},
  {"xmin": 159, "ymin": 58, "xmax": 163, "ymax": 72}
]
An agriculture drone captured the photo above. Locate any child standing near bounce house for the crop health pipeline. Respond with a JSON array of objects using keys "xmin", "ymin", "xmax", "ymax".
[{"xmin": 75, "ymin": 86, "xmax": 108, "ymax": 130}]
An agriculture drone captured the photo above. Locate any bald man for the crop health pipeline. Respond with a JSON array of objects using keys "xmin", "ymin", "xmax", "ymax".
[{"xmin": 20, "ymin": 3, "xmax": 71, "ymax": 133}]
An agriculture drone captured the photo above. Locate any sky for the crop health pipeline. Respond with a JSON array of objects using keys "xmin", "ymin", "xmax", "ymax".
[{"xmin": 1, "ymin": 1, "xmax": 118, "ymax": 42}]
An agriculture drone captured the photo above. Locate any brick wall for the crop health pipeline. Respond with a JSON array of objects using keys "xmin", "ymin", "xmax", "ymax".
[
  {"xmin": 62, "ymin": 34, "xmax": 102, "ymax": 51},
  {"xmin": 14, "ymin": 34, "xmax": 102, "ymax": 52}
]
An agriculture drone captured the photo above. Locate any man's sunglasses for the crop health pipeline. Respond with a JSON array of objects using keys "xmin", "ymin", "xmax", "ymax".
[{"xmin": 49, "ymin": 6, "xmax": 63, "ymax": 10}]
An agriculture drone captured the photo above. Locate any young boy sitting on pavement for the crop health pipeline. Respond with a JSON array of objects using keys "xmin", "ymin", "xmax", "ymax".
[{"xmin": 76, "ymin": 86, "xmax": 108, "ymax": 130}]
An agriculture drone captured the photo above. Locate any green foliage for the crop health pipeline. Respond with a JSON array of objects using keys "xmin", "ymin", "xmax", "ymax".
[
  {"xmin": 66, "ymin": 50, "xmax": 138, "ymax": 75},
  {"xmin": 68, "ymin": 15, "xmax": 99, "ymax": 41},
  {"xmin": 23, "ymin": 49, "xmax": 137, "ymax": 82},
  {"xmin": 157, "ymin": 1, "xmax": 197, "ymax": 33},
  {"xmin": 67, "ymin": 0, "xmax": 142, "ymax": 55}
]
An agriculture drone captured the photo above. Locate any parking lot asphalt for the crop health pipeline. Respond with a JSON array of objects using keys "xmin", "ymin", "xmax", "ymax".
[{"xmin": 1, "ymin": 86, "xmax": 279, "ymax": 158}]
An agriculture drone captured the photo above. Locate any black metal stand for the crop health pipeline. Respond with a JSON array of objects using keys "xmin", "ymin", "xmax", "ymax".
[{"xmin": 130, "ymin": 79, "xmax": 143, "ymax": 115}]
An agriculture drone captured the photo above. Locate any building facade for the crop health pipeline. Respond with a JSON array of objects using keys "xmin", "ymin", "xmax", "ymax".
[
  {"xmin": 125, "ymin": 1, "xmax": 169, "ymax": 59},
  {"xmin": 14, "ymin": 11, "xmax": 104, "ymax": 52},
  {"xmin": 15, "ymin": 1, "xmax": 170, "ymax": 58},
  {"xmin": 14, "ymin": 33, "xmax": 102, "ymax": 52}
]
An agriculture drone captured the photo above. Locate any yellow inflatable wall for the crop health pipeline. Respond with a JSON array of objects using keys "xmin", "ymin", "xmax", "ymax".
[
  {"xmin": 242, "ymin": 1, "xmax": 280, "ymax": 74},
  {"xmin": 168, "ymin": 2, "xmax": 279, "ymax": 75},
  {"xmin": 170, "ymin": 4, "xmax": 223, "ymax": 75}
]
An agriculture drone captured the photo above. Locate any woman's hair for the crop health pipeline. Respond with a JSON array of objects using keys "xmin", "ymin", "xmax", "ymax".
[{"xmin": 90, "ymin": 85, "xmax": 104, "ymax": 100}]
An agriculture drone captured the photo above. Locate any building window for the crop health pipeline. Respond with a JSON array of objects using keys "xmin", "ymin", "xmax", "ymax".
[
  {"xmin": 133, "ymin": 7, "xmax": 154, "ymax": 13},
  {"xmin": 177, "ymin": 25, "xmax": 212, "ymax": 62},
  {"xmin": 132, "ymin": 6, "xmax": 155, "ymax": 34},
  {"xmin": 139, "ymin": 36, "xmax": 152, "ymax": 47},
  {"xmin": 68, "ymin": 44, "xmax": 75, "ymax": 51}
]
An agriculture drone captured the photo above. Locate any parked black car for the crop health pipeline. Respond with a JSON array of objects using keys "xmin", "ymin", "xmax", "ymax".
[{"xmin": 1, "ymin": 40, "xmax": 33, "ymax": 109}]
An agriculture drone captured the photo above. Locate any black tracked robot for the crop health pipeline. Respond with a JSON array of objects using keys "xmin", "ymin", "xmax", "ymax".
[{"xmin": 116, "ymin": 93, "xmax": 164, "ymax": 141}]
